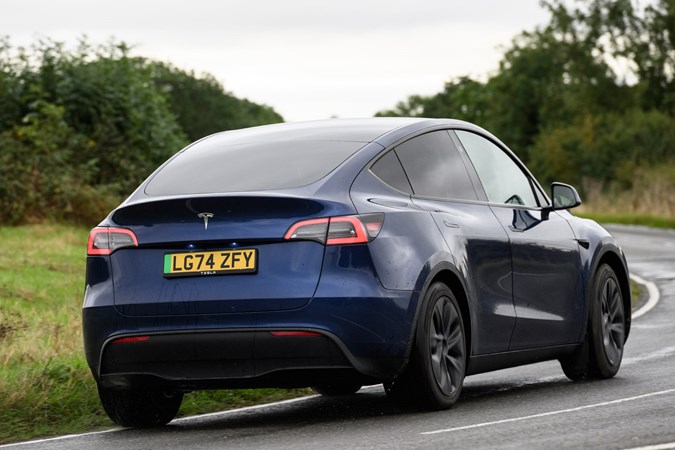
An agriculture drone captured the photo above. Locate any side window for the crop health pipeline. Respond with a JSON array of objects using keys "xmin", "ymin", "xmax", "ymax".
[
  {"xmin": 394, "ymin": 131, "xmax": 478, "ymax": 200},
  {"xmin": 370, "ymin": 150, "xmax": 413, "ymax": 193},
  {"xmin": 455, "ymin": 130, "xmax": 538, "ymax": 207}
]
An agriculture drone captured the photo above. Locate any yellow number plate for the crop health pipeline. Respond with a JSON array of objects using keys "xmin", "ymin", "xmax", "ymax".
[{"xmin": 163, "ymin": 249, "xmax": 257, "ymax": 278}]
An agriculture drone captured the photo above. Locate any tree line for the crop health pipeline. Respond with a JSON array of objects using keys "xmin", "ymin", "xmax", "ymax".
[
  {"xmin": 377, "ymin": 0, "xmax": 674, "ymax": 204},
  {"xmin": 1, "ymin": 0, "xmax": 673, "ymax": 225},
  {"xmin": 0, "ymin": 39, "xmax": 282, "ymax": 225}
]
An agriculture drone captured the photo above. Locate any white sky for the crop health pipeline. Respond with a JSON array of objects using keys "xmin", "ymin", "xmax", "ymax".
[{"xmin": 2, "ymin": 0, "xmax": 550, "ymax": 121}]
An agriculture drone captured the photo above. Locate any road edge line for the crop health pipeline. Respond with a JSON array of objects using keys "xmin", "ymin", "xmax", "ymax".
[
  {"xmin": 0, "ymin": 388, "xmax": 386, "ymax": 448},
  {"xmin": 631, "ymin": 273, "xmax": 660, "ymax": 319},
  {"xmin": 421, "ymin": 387, "xmax": 675, "ymax": 435}
]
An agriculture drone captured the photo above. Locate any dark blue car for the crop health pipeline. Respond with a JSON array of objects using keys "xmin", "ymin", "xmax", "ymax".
[{"xmin": 83, "ymin": 118, "xmax": 631, "ymax": 427}]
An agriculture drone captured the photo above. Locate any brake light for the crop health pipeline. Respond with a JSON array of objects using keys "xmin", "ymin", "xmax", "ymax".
[
  {"xmin": 326, "ymin": 216, "xmax": 368, "ymax": 245},
  {"xmin": 87, "ymin": 227, "xmax": 138, "ymax": 255},
  {"xmin": 283, "ymin": 218, "xmax": 329, "ymax": 244},
  {"xmin": 284, "ymin": 214, "xmax": 383, "ymax": 246}
]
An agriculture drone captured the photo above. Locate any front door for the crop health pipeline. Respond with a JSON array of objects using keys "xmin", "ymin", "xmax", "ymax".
[{"xmin": 454, "ymin": 129, "xmax": 584, "ymax": 350}]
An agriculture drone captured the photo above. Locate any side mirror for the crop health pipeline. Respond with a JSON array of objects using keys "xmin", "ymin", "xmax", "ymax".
[
  {"xmin": 551, "ymin": 182, "xmax": 581, "ymax": 209},
  {"xmin": 543, "ymin": 182, "xmax": 581, "ymax": 219}
]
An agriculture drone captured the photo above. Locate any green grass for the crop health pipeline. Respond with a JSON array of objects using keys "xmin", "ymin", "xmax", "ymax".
[
  {"xmin": 0, "ymin": 225, "xmax": 310, "ymax": 445},
  {"xmin": 577, "ymin": 212, "xmax": 675, "ymax": 229},
  {"xmin": 631, "ymin": 280, "xmax": 644, "ymax": 309}
]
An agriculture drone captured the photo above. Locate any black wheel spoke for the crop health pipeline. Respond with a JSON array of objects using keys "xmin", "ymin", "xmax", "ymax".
[
  {"xmin": 600, "ymin": 276, "xmax": 624, "ymax": 366},
  {"xmin": 429, "ymin": 295, "xmax": 465, "ymax": 397},
  {"xmin": 447, "ymin": 325, "xmax": 462, "ymax": 348},
  {"xmin": 442, "ymin": 301, "xmax": 453, "ymax": 338}
]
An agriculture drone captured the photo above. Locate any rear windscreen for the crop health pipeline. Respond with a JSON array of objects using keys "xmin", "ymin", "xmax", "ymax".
[{"xmin": 145, "ymin": 138, "xmax": 366, "ymax": 195}]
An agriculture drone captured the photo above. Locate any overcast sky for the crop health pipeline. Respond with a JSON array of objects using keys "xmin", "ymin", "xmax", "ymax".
[{"xmin": 2, "ymin": 0, "xmax": 551, "ymax": 121}]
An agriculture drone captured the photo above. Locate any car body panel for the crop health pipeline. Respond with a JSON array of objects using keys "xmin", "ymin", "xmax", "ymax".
[{"xmin": 411, "ymin": 198, "xmax": 515, "ymax": 355}]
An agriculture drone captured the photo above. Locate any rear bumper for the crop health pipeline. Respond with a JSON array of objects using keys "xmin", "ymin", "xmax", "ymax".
[
  {"xmin": 83, "ymin": 243, "xmax": 420, "ymax": 389},
  {"xmin": 99, "ymin": 330, "xmax": 384, "ymax": 390},
  {"xmin": 84, "ymin": 288, "xmax": 415, "ymax": 388}
]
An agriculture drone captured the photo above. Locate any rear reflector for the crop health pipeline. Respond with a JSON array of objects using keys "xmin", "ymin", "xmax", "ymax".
[
  {"xmin": 88, "ymin": 227, "xmax": 138, "ymax": 255},
  {"xmin": 269, "ymin": 331, "xmax": 323, "ymax": 337},
  {"xmin": 111, "ymin": 336, "xmax": 150, "ymax": 344},
  {"xmin": 284, "ymin": 214, "xmax": 384, "ymax": 246}
]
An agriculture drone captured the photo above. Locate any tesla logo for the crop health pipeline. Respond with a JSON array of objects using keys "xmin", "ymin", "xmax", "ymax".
[{"xmin": 197, "ymin": 212, "xmax": 214, "ymax": 230}]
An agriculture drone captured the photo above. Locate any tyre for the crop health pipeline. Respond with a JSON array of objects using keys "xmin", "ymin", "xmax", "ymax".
[
  {"xmin": 311, "ymin": 383, "xmax": 362, "ymax": 396},
  {"xmin": 98, "ymin": 386, "xmax": 183, "ymax": 427},
  {"xmin": 385, "ymin": 282, "xmax": 466, "ymax": 410},
  {"xmin": 560, "ymin": 263, "xmax": 626, "ymax": 380}
]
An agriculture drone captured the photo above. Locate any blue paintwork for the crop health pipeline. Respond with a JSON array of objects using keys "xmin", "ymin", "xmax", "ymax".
[
  {"xmin": 489, "ymin": 206, "xmax": 585, "ymax": 350},
  {"xmin": 83, "ymin": 118, "xmax": 630, "ymax": 387}
]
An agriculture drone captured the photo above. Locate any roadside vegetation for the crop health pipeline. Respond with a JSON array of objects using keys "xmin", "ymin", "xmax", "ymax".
[
  {"xmin": 378, "ymin": 0, "xmax": 675, "ymax": 225},
  {"xmin": 0, "ymin": 38, "xmax": 282, "ymax": 225},
  {"xmin": 576, "ymin": 169, "xmax": 675, "ymax": 228},
  {"xmin": 0, "ymin": 225, "xmax": 310, "ymax": 444}
]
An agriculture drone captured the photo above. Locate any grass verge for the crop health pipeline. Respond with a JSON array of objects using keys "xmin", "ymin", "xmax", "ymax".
[
  {"xmin": 576, "ymin": 212, "xmax": 675, "ymax": 230},
  {"xmin": 0, "ymin": 225, "xmax": 310, "ymax": 445},
  {"xmin": 631, "ymin": 279, "xmax": 645, "ymax": 309}
]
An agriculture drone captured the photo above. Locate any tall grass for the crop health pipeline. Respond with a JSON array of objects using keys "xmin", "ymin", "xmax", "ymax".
[
  {"xmin": 577, "ymin": 167, "xmax": 675, "ymax": 228},
  {"xmin": 0, "ymin": 225, "xmax": 309, "ymax": 444}
]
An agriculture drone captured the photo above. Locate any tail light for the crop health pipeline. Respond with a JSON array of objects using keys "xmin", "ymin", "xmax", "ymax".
[
  {"xmin": 284, "ymin": 214, "xmax": 383, "ymax": 245},
  {"xmin": 87, "ymin": 227, "xmax": 138, "ymax": 255}
]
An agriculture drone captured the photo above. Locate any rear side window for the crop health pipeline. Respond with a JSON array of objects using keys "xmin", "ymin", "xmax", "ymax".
[
  {"xmin": 395, "ymin": 131, "xmax": 478, "ymax": 200},
  {"xmin": 145, "ymin": 138, "xmax": 365, "ymax": 195},
  {"xmin": 370, "ymin": 150, "xmax": 413, "ymax": 193}
]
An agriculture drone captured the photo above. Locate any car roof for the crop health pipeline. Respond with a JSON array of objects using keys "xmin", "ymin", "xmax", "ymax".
[
  {"xmin": 121, "ymin": 117, "xmax": 502, "ymax": 207},
  {"xmin": 196, "ymin": 117, "xmax": 482, "ymax": 146}
]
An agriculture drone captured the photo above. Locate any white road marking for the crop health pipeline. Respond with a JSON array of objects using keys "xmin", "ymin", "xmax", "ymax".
[
  {"xmin": 171, "ymin": 393, "xmax": 321, "ymax": 423},
  {"xmin": 0, "ymin": 429, "xmax": 119, "ymax": 448},
  {"xmin": 631, "ymin": 274, "xmax": 660, "ymax": 319},
  {"xmin": 0, "ymin": 394, "xmax": 322, "ymax": 448},
  {"xmin": 624, "ymin": 443, "xmax": 675, "ymax": 450},
  {"xmin": 421, "ymin": 388, "xmax": 675, "ymax": 435}
]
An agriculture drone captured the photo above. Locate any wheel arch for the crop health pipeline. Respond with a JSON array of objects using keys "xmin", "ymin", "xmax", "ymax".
[
  {"xmin": 409, "ymin": 260, "xmax": 473, "ymax": 361},
  {"xmin": 588, "ymin": 245, "xmax": 632, "ymax": 340},
  {"xmin": 596, "ymin": 250, "xmax": 632, "ymax": 340},
  {"xmin": 430, "ymin": 269, "xmax": 472, "ymax": 359}
]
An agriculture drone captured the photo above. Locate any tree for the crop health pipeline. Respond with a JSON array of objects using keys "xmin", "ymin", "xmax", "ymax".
[
  {"xmin": 0, "ymin": 37, "xmax": 285, "ymax": 224},
  {"xmin": 375, "ymin": 0, "xmax": 675, "ymax": 185},
  {"xmin": 150, "ymin": 62, "xmax": 282, "ymax": 141}
]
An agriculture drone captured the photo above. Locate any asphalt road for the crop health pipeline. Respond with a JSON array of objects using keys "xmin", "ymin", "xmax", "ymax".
[{"xmin": 6, "ymin": 224, "xmax": 675, "ymax": 450}]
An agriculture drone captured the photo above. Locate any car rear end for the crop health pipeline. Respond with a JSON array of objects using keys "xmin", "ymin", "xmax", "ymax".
[{"xmin": 82, "ymin": 123, "xmax": 420, "ymax": 393}]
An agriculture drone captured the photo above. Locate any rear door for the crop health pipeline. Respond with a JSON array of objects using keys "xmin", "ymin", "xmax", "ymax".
[
  {"xmin": 391, "ymin": 130, "xmax": 515, "ymax": 355},
  {"xmin": 454, "ymin": 130, "xmax": 584, "ymax": 349}
]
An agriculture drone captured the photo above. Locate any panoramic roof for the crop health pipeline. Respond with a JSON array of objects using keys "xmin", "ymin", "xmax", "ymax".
[{"xmin": 198, "ymin": 117, "xmax": 426, "ymax": 145}]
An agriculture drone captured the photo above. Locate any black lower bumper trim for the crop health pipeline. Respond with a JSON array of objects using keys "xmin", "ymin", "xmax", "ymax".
[
  {"xmin": 100, "ymin": 331, "xmax": 355, "ymax": 385},
  {"xmin": 99, "ymin": 368, "xmax": 379, "ymax": 391}
]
